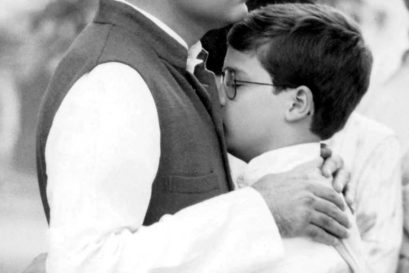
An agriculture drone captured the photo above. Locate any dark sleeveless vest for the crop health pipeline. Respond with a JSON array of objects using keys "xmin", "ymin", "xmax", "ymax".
[{"xmin": 36, "ymin": 0, "xmax": 233, "ymax": 225}]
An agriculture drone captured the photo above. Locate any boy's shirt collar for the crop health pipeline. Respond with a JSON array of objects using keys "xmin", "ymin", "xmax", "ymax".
[{"xmin": 238, "ymin": 143, "xmax": 321, "ymax": 187}]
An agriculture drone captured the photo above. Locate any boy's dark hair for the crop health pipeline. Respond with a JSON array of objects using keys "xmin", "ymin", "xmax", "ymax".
[
  {"xmin": 228, "ymin": 4, "xmax": 372, "ymax": 139},
  {"xmin": 201, "ymin": 0, "xmax": 315, "ymax": 75}
]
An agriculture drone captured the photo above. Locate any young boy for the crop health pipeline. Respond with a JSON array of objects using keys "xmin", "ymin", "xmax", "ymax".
[{"xmin": 221, "ymin": 4, "xmax": 373, "ymax": 273}]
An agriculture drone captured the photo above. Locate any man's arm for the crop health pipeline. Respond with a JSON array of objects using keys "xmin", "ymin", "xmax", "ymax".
[{"xmin": 45, "ymin": 62, "xmax": 283, "ymax": 273}]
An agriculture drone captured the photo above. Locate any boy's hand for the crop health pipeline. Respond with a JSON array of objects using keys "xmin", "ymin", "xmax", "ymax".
[{"xmin": 252, "ymin": 158, "xmax": 350, "ymax": 246}]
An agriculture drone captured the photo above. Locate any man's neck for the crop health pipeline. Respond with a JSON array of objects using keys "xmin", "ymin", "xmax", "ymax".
[{"xmin": 126, "ymin": 0, "xmax": 207, "ymax": 47}]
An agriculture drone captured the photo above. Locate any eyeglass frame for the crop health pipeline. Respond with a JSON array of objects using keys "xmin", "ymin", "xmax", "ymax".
[{"xmin": 221, "ymin": 69, "xmax": 276, "ymax": 100}]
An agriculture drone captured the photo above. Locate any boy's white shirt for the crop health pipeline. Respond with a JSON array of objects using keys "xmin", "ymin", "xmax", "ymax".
[{"xmin": 230, "ymin": 143, "xmax": 367, "ymax": 273}]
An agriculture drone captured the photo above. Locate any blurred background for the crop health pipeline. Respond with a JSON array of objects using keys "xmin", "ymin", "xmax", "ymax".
[
  {"xmin": 0, "ymin": 0, "xmax": 408, "ymax": 272},
  {"xmin": 0, "ymin": 1, "xmax": 98, "ymax": 272}
]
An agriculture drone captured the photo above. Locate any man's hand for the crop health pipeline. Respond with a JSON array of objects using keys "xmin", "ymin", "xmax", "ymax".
[
  {"xmin": 252, "ymin": 158, "xmax": 350, "ymax": 246},
  {"xmin": 321, "ymin": 149, "xmax": 355, "ymax": 212}
]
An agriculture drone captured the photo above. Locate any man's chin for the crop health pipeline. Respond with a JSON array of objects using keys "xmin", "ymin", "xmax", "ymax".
[
  {"xmin": 229, "ymin": 5, "xmax": 249, "ymax": 24},
  {"xmin": 218, "ymin": 5, "xmax": 248, "ymax": 28}
]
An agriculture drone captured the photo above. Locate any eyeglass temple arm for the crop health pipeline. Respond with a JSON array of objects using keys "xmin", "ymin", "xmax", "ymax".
[{"xmin": 235, "ymin": 80, "xmax": 275, "ymax": 87}]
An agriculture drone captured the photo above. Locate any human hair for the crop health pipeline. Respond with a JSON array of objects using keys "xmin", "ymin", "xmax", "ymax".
[
  {"xmin": 227, "ymin": 4, "xmax": 373, "ymax": 139},
  {"xmin": 201, "ymin": 0, "xmax": 315, "ymax": 75}
]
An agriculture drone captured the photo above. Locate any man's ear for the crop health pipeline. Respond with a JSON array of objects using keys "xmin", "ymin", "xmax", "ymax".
[{"xmin": 285, "ymin": 85, "xmax": 314, "ymax": 122}]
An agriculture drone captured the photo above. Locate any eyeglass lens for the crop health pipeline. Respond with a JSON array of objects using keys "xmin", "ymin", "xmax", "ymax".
[{"xmin": 222, "ymin": 69, "xmax": 236, "ymax": 99}]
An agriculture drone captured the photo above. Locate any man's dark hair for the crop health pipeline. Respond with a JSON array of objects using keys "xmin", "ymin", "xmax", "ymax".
[{"xmin": 228, "ymin": 4, "xmax": 372, "ymax": 139}]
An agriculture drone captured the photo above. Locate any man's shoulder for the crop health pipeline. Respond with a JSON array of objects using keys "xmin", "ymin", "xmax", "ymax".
[{"xmin": 64, "ymin": 21, "xmax": 158, "ymax": 70}]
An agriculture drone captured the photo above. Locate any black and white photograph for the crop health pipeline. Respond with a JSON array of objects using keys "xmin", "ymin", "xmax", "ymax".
[{"xmin": 1, "ymin": 0, "xmax": 409, "ymax": 272}]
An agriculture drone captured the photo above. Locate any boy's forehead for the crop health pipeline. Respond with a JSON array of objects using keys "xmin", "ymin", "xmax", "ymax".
[{"xmin": 224, "ymin": 47, "xmax": 260, "ymax": 74}]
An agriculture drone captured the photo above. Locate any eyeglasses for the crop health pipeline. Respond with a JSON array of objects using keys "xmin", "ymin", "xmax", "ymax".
[{"xmin": 221, "ymin": 69, "xmax": 275, "ymax": 100}]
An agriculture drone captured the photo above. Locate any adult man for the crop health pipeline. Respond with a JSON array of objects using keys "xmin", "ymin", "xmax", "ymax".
[{"xmin": 35, "ymin": 0, "xmax": 351, "ymax": 272}]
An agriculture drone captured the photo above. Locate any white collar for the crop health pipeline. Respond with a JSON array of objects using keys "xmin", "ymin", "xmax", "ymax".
[
  {"xmin": 114, "ymin": 0, "xmax": 203, "ymax": 72},
  {"xmin": 186, "ymin": 41, "xmax": 204, "ymax": 73},
  {"xmin": 239, "ymin": 143, "xmax": 321, "ymax": 186}
]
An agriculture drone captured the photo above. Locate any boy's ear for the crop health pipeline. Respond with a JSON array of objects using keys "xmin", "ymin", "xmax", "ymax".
[{"xmin": 285, "ymin": 86, "xmax": 314, "ymax": 122}]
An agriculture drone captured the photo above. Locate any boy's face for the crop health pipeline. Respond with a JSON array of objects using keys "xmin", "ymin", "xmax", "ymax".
[
  {"xmin": 221, "ymin": 47, "xmax": 289, "ymax": 162},
  {"xmin": 171, "ymin": 0, "xmax": 248, "ymax": 29}
]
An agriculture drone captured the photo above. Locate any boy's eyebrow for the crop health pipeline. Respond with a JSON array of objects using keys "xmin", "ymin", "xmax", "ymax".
[{"xmin": 222, "ymin": 65, "xmax": 250, "ymax": 78}]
